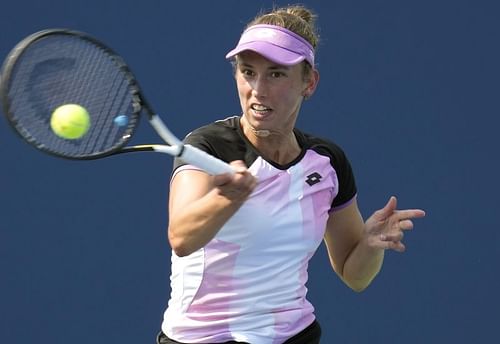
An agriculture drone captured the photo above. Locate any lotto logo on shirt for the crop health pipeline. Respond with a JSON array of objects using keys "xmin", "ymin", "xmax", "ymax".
[{"xmin": 305, "ymin": 172, "xmax": 322, "ymax": 186}]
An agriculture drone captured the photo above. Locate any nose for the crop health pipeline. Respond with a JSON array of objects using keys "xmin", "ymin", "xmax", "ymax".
[{"xmin": 250, "ymin": 75, "xmax": 268, "ymax": 98}]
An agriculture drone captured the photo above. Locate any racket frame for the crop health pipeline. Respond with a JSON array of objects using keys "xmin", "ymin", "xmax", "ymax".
[{"xmin": 0, "ymin": 29, "xmax": 234, "ymax": 175}]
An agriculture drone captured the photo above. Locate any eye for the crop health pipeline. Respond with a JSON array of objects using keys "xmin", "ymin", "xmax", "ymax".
[
  {"xmin": 240, "ymin": 68, "xmax": 255, "ymax": 77},
  {"xmin": 270, "ymin": 71, "xmax": 286, "ymax": 78}
]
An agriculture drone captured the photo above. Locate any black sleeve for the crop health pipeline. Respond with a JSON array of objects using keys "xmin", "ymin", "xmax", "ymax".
[
  {"xmin": 329, "ymin": 146, "xmax": 357, "ymax": 208},
  {"xmin": 172, "ymin": 118, "xmax": 246, "ymax": 172},
  {"xmin": 303, "ymin": 132, "xmax": 357, "ymax": 209}
]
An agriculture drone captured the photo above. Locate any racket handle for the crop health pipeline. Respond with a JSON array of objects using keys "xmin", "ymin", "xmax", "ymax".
[{"xmin": 180, "ymin": 144, "xmax": 235, "ymax": 175}]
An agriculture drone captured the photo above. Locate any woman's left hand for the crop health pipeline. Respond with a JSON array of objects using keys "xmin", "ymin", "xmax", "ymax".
[{"xmin": 363, "ymin": 196, "xmax": 426, "ymax": 252}]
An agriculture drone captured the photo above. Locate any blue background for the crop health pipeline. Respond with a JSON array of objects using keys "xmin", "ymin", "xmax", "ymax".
[{"xmin": 1, "ymin": 0, "xmax": 498, "ymax": 343}]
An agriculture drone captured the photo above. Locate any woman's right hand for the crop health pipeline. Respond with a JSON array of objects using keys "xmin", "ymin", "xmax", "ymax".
[
  {"xmin": 213, "ymin": 160, "xmax": 257, "ymax": 204},
  {"xmin": 168, "ymin": 160, "xmax": 257, "ymax": 256}
]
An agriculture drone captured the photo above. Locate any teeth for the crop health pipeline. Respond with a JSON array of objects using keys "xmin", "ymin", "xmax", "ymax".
[{"xmin": 252, "ymin": 104, "xmax": 271, "ymax": 111}]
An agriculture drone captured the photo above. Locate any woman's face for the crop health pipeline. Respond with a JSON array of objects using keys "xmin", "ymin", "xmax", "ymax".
[{"xmin": 235, "ymin": 51, "xmax": 318, "ymax": 137}]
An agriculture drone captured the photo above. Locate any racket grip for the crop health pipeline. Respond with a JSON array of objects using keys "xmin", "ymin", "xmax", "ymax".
[{"xmin": 180, "ymin": 144, "xmax": 235, "ymax": 175}]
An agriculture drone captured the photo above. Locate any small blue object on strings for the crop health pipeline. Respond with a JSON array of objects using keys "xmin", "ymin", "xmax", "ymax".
[{"xmin": 113, "ymin": 115, "xmax": 128, "ymax": 127}]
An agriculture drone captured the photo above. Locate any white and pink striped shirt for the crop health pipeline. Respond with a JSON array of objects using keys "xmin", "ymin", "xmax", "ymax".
[{"xmin": 162, "ymin": 116, "xmax": 356, "ymax": 343}]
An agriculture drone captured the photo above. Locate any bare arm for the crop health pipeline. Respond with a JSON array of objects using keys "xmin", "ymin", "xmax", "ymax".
[
  {"xmin": 168, "ymin": 161, "xmax": 257, "ymax": 257},
  {"xmin": 324, "ymin": 196, "xmax": 425, "ymax": 292}
]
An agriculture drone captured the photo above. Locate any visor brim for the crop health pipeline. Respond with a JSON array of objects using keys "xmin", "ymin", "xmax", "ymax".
[{"xmin": 225, "ymin": 41, "xmax": 307, "ymax": 66}]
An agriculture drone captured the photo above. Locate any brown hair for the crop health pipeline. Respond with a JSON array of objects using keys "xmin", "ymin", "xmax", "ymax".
[{"xmin": 247, "ymin": 5, "xmax": 319, "ymax": 50}]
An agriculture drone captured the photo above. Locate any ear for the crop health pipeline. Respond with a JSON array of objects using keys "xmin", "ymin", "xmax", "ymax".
[{"xmin": 303, "ymin": 68, "xmax": 320, "ymax": 99}]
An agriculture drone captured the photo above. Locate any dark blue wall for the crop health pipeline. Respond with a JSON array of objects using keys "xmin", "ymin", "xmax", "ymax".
[{"xmin": 1, "ymin": 1, "xmax": 498, "ymax": 343}]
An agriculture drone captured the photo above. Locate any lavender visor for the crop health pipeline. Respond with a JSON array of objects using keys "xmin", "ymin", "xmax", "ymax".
[{"xmin": 225, "ymin": 24, "xmax": 315, "ymax": 66}]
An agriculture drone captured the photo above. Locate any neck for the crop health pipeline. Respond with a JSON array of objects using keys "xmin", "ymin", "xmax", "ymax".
[{"xmin": 240, "ymin": 117, "xmax": 301, "ymax": 165}]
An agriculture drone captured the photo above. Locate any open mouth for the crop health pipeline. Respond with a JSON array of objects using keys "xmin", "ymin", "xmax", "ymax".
[{"xmin": 251, "ymin": 103, "xmax": 273, "ymax": 115}]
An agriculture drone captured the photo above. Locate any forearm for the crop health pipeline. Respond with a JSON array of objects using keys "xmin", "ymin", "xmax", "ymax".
[
  {"xmin": 168, "ymin": 188, "xmax": 244, "ymax": 256},
  {"xmin": 342, "ymin": 236, "xmax": 385, "ymax": 292}
]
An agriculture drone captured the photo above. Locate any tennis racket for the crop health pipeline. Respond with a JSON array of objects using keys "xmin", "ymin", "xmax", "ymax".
[{"xmin": 0, "ymin": 28, "xmax": 234, "ymax": 175}]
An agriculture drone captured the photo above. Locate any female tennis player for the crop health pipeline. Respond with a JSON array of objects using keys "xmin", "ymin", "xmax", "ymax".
[{"xmin": 157, "ymin": 5, "xmax": 425, "ymax": 344}]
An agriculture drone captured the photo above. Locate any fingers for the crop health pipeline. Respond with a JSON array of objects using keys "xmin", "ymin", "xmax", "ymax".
[
  {"xmin": 213, "ymin": 173, "xmax": 234, "ymax": 186},
  {"xmin": 380, "ymin": 231, "xmax": 403, "ymax": 242},
  {"xmin": 377, "ymin": 219, "xmax": 414, "ymax": 253},
  {"xmin": 214, "ymin": 160, "xmax": 257, "ymax": 202},
  {"xmin": 382, "ymin": 240, "xmax": 406, "ymax": 253},
  {"xmin": 213, "ymin": 160, "xmax": 254, "ymax": 186},
  {"xmin": 369, "ymin": 233, "xmax": 406, "ymax": 252},
  {"xmin": 373, "ymin": 196, "xmax": 398, "ymax": 220},
  {"xmin": 378, "ymin": 230, "xmax": 406, "ymax": 252},
  {"xmin": 373, "ymin": 196, "xmax": 426, "ymax": 224},
  {"xmin": 367, "ymin": 197, "xmax": 425, "ymax": 253},
  {"xmin": 398, "ymin": 219, "xmax": 414, "ymax": 231},
  {"xmin": 395, "ymin": 209, "xmax": 426, "ymax": 221}
]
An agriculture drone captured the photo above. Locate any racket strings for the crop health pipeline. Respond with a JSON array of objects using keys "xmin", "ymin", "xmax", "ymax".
[
  {"xmin": 79, "ymin": 47, "xmax": 122, "ymax": 153},
  {"xmin": 4, "ymin": 33, "xmax": 140, "ymax": 158},
  {"xmin": 92, "ymin": 66, "xmax": 132, "ymax": 153}
]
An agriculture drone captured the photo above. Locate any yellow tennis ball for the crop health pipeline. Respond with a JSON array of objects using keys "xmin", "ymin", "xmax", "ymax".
[{"xmin": 50, "ymin": 104, "xmax": 90, "ymax": 139}]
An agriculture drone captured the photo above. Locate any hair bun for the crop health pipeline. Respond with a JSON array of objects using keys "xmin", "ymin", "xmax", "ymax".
[
  {"xmin": 247, "ymin": 5, "xmax": 319, "ymax": 49},
  {"xmin": 285, "ymin": 6, "xmax": 316, "ymax": 26}
]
